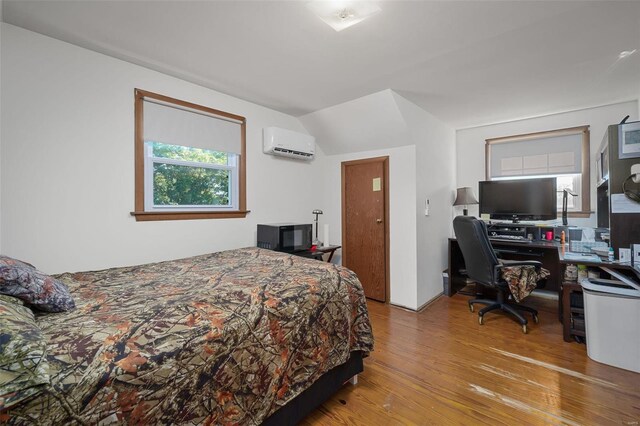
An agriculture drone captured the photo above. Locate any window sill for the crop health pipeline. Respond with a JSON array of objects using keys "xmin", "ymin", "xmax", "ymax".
[
  {"xmin": 131, "ymin": 210, "xmax": 250, "ymax": 221},
  {"xmin": 566, "ymin": 211, "xmax": 593, "ymax": 218}
]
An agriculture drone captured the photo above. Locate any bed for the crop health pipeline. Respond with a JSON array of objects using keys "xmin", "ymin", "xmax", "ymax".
[{"xmin": 1, "ymin": 247, "xmax": 374, "ymax": 424}]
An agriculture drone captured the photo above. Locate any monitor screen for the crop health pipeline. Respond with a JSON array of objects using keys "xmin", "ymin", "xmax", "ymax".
[{"xmin": 479, "ymin": 177, "xmax": 557, "ymax": 222}]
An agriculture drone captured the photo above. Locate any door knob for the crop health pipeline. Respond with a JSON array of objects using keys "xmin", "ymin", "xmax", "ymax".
[{"xmin": 376, "ymin": 219, "xmax": 383, "ymax": 223}]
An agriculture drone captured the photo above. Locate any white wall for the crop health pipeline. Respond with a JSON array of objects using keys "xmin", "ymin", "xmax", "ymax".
[
  {"xmin": 300, "ymin": 90, "xmax": 412, "ymax": 155},
  {"xmin": 309, "ymin": 91, "xmax": 454, "ymax": 310},
  {"xmin": 319, "ymin": 145, "xmax": 418, "ymax": 310},
  {"xmin": 456, "ymin": 101, "xmax": 639, "ymax": 227},
  {"xmin": 0, "ymin": 24, "xmax": 450, "ymax": 311},
  {"xmin": 392, "ymin": 93, "xmax": 456, "ymax": 307},
  {"xmin": 1, "ymin": 24, "xmax": 323, "ymax": 273}
]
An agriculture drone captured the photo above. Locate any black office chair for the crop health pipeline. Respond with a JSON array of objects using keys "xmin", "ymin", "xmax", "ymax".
[{"xmin": 453, "ymin": 216, "xmax": 542, "ymax": 333}]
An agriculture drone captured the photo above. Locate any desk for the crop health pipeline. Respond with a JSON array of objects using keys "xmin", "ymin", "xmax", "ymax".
[
  {"xmin": 448, "ymin": 238, "xmax": 640, "ymax": 342},
  {"xmin": 448, "ymin": 238, "xmax": 562, "ymax": 296},
  {"xmin": 558, "ymin": 248, "xmax": 640, "ymax": 276},
  {"xmin": 294, "ymin": 245, "xmax": 341, "ymax": 262},
  {"xmin": 558, "ymin": 248, "xmax": 640, "ymax": 342}
]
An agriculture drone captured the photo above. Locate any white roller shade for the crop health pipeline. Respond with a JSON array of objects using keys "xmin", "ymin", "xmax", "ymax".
[
  {"xmin": 489, "ymin": 133, "xmax": 582, "ymax": 178},
  {"xmin": 143, "ymin": 100, "xmax": 242, "ymax": 154}
]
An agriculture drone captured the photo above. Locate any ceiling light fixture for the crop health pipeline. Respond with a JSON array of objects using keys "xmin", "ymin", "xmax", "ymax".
[
  {"xmin": 618, "ymin": 49, "xmax": 637, "ymax": 59},
  {"xmin": 337, "ymin": 8, "xmax": 355, "ymax": 20},
  {"xmin": 307, "ymin": 2, "xmax": 381, "ymax": 32}
]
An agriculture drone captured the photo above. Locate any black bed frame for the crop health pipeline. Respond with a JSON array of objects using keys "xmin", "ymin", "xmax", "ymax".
[{"xmin": 262, "ymin": 351, "xmax": 364, "ymax": 425}]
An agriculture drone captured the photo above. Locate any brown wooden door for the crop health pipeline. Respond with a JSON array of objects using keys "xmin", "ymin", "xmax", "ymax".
[{"xmin": 342, "ymin": 157, "xmax": 389, "ymax": 302}]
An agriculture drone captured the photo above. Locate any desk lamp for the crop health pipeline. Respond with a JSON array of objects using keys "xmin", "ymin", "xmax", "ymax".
[
  {"xmin": 312, "ymin": 209, "xmax": 323, "ymax": 246},
  {"xmin": 453, "ymin": 187, "xmax": 478, "ymax": 216},
  {"xmin": 562, "ymin": 189, "xmax": 577, "ymax": 226}
]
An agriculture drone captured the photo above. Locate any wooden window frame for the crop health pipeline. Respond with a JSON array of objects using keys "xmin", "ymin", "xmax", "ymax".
[
  {"xmin": 485, "ymin": 125, "xmax": 591, "ymax": 218},
  {"xmin": 131, "ymin": 89, "xmax": 248, "ymax": 221}
]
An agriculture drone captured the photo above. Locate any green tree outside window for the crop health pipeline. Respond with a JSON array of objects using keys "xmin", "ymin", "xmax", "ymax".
[{"xmin": 149, "ymin": 142, "xmax": 232, "ymax": 206}]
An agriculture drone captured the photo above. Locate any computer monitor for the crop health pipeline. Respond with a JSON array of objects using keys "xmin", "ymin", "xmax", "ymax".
[{"xmin": 479, "ymin": 177, "xmax": 557, "ymax": 222}]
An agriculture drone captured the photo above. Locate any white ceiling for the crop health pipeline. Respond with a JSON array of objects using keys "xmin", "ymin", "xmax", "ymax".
[{"xmin": 3, "ymin": 1, "xmax": 640, "ymax": 129}]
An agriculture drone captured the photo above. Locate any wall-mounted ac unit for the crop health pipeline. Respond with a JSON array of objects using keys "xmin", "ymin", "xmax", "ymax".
[{"xmin": 263, "ymin": 127, "xmax": 315, "ymax": 161}]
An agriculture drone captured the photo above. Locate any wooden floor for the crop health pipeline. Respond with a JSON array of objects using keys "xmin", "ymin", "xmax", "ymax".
[{"xmin": 302, "ymin": 294, "xmax": 640, "ymax": 425}]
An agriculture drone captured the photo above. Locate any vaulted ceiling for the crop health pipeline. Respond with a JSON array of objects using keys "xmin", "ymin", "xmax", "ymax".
[{"xmin": 3, "ymin": 1, "xmax": 640, "ymax": 128}]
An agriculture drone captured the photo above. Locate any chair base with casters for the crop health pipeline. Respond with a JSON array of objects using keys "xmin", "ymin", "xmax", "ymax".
[{"xmin": 468, "ymin": 284, "xmax": 539, "ymax": 334}]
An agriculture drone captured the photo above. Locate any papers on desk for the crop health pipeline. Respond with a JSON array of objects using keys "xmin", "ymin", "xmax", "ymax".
[{"xmin": 563, "ymin": 252, "xmax": 602, "ymax": 263}]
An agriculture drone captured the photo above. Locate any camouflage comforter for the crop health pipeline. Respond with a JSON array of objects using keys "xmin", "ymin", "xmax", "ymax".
[{"xmin": 3, "ymin": 247, "xmax": 374, "ymax": 424}]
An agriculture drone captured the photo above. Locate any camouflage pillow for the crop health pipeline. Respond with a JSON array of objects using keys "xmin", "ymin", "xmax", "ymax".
[
  {"xmin": 0, "ymin": 256, "xmax": 75, "ymax": 312},
  {"xmin": 0, "ymin": 294, "xmax": 50, "ymax": 410}
]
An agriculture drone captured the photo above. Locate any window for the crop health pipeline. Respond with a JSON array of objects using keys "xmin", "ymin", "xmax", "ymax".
[
  {"xmin": 145, "ymin": 142, "xmax": 237, "ymax": 209},
  {"xmin": 485, "ymin": 126, "xmax": 591, "ymax": 217},
  {"xmin": 132, "ymin": 89, "xmax": 247, "ymax": 221}
]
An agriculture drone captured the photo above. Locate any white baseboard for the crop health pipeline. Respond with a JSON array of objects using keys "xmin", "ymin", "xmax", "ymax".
[{"xmin": 390, "ymin": 293, "xmax": 444, "ymax": 312}]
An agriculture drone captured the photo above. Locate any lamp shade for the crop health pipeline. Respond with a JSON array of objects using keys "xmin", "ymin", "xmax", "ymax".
[{"xmin": 453, "ymin": 187, "xmax": 478, "ymax": 206}]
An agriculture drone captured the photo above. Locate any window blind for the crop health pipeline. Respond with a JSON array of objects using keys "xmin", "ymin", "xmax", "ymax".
[
  {"xmin": 143, "ymin": 99, "xmax": 242, "ymax": 154},
  {"xmin": 489, "ymin": 133, "xmax": 583, "ymax": 178}
]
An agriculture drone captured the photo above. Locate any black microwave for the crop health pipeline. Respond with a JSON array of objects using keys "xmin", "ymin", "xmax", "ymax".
[{"xmin": 257, "ymin": 223, "xmax": 312, "ymax": 252}]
